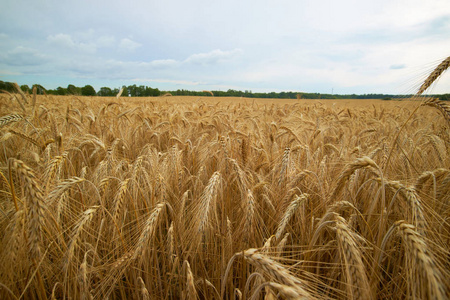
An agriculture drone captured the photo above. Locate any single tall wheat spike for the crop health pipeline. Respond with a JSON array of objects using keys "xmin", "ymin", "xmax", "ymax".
[{"xmin": 417, "ymin": 56, "xmax": 450, "ymax": 95}]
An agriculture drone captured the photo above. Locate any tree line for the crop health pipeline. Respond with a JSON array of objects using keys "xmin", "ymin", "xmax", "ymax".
[{"xmin": 1, "ymin": 80, "xmax": 448, "ymax": 100}]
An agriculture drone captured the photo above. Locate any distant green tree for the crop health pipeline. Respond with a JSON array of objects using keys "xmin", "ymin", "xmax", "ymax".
[
  {"xmin": 56, "ymin": 87, "xmax": 67, "ymax": 95},
  {"xmin": 81, "ymin": 85, "xmax": 96, "ymax": 96},
  {"xmin": 0, "ymin": 81, "xmax": 15, "ymax": 92},
  {"xmin": 32, "ymin": 84, "xmax": 46, "ymax": 95},
  {"xmin": 151, "ymin": 87, "xmax": 160, "ymax": 96},
  {"xmin": 128, "ymin": 84, "xmax": 139, "ymax": 97},
  {"xmin": 137, "ymin": 85, "xmax": 146, "ymax": 96},
  {"xmin": 121, "ymin": 86, "xmax": 129, "ymax": 97},
  {"xmin": 98, "ymin": 87, "xmax": 113, "ymax": 96},
  {"xmin": 67, "ymin": 84, "xmax": 81, "ymax": 95},
  {"xmin": 20, "ymin": 85, "xmax": 31, "ymax": 93},
  {"xmin": 438, "ymin": 94, "xmax": 450, "ymax": 101}
]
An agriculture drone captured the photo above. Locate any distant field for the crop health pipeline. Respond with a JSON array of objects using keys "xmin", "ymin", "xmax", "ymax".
[
  {"xmin": 64, "ymin": 95, "xmax": 419, "ymax": 106},
  {"xmin": 0, "ymin": 93, "xmax": 448, "ymax": 299}
]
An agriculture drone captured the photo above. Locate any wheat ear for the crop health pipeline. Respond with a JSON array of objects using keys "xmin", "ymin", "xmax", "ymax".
[
  {"xmin": 331, "ymin": 156, "xmax": 379, "ymax": 199},
  {"xmin": 335, "ymin": 216, "xmax": 372, "ymax": 300},
  {"xmin": 182, "ymin": 260, "xmax": 198, "ymax": 300},
  {"xmin": 9, "ymin": 158, "xmax": 45, "ymax": 261},
  {"xmin": 194, "ymin": 171, "xmax": 221, "ymax": 235},
  {"xmin": 251, "ymin": 282, "xmax": 305, "ymax": 300},
  {"xmin": 242, "ymin": 189, "xmax": 256, "ymax": 245},
  {"xmin": 417, "ymin": 56, "xmax": 450, "ymax": 95},
  {"xmin": 64, "ymin": 206, "xmax": 98, "ymax": 273},
  {"xmin": 138, "ymin": 277, "xmax": 150, "ymax": 300},
  {"xmin": 421, "ymin": 98, "xmax": 450, "ymax": 124},
  {"xmin": 9, "ymin": 129, "xmax": 42, "ymax": 149},
  {"xmin": 241, "ymin": 248, "xmax": 312, "ymax": 298},
  {"xmin": 133, "ymin": 202, "xmax": 166, "ymax": 262},
  {"xmin": 275, "ymin": 193, "xmax": 309, "ymax": 241},
  {"xmin": 0, "ymin": 114, "xmax": 23, "ymax": 128},
  {"xmin": 381, "ymin": 221, "xmax": 447, "ymax": 299}
]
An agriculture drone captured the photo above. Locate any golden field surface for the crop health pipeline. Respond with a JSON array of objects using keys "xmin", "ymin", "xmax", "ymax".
[{"xmin": 0, "ymin": 93, "xmax": 449, "ymax": 299}]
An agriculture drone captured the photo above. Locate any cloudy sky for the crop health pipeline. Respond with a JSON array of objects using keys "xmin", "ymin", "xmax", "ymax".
[{"xmin": 1, "ymin": 0, "xmax": 449, "ymax": 94}]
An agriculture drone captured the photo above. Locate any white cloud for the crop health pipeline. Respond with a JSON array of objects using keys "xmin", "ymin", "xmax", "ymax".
[
  {"xmin": 47, "ymin": 33, "xmax": 76, "ymax": 48},
  {"xmin": 119, "ymin": 38, "xmax": 141, "ymax": 52},
  {"xmin": 184, "ymin": 49, "xmax": 243, "ymax": 65},
  {"xmin": 47, "ymin": 33, "xmax": 97, "ymax": 53},
  {"xmin": 148, "ymin": 59, "xmax": 178, "ymax": 68},
  {"xmin": 373, "ymin": 0, "xmax": 450, "ymax": 29},
  {"xmin": 97, "ymin": 35, "xmax": 116, "ymax": 48},
  {"xmin": 133, "ymin": 78, "xmax": 205, "ymax": 86},
  {"xmin": 1, "ymin": 46, "xmax": 48, "ymax": 66}
]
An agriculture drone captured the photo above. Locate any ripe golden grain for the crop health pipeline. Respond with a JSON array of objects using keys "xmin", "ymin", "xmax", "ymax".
[{"xmin": 0, "ymin": 66, "xmax": 449, "ymax": 298}]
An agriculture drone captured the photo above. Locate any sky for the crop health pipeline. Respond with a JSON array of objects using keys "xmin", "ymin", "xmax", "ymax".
[{"xmin": 0, "ymin": 0, "xmax": 449, "ymax": 94}]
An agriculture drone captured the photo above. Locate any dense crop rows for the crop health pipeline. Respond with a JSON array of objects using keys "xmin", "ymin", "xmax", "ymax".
[{"xmin": 0, "ymin": 89, "xmax": 449, "ymax": 299}]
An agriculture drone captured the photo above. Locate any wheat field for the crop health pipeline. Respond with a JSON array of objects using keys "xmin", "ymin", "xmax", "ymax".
[{"xmin": 0, "ymin": 72, "xmax": 449, "ymax": 298}]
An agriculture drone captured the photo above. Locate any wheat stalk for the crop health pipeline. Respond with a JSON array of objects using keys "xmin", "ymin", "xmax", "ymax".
[{"xmin": 13, "ymin": 82, "xmax": 29, "ymax": 104}]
